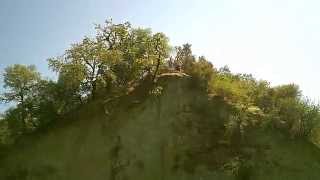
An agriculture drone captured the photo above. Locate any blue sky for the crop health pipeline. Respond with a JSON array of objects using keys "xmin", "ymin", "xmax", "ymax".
[{"xmin": 1, "ymin": 0, "xmax": 320, "ymax": 112}]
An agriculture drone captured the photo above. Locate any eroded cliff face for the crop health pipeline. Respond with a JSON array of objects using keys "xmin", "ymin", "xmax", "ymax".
[
  {"xmin": 0, "ymin": 74, "xmax": 225, "ymax": 180},
  {"xmin": 1, "ymin": 74, "xmax": 320, "ymax": 180}
]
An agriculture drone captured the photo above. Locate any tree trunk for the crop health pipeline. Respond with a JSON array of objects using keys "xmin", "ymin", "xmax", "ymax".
[
  {"xmin": 152, "ymin": 54, "xmax": 161, "ymax": 82},
  {"xmin": 19, "ymin": 93, "xmax": 27, "ymax": 132},
  {"xmin": 92, "ymin": 80, "xmax": 97, "ymax": 99}
]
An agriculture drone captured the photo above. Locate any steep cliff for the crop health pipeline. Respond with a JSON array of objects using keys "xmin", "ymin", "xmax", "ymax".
[{"xmin": 1, "ymin": 74, "xmax": 320, "ymax": 180}]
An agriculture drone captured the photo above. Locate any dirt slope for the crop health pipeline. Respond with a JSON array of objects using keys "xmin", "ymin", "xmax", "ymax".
[{"xmin": 1, "ymin": 74, "xmax": 320, "ymax": 180}]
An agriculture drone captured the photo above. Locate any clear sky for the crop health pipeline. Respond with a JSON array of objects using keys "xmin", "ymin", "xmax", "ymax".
[{"xmin": 1, "ymin": 0, "xmax": 320, "ymax": 112}]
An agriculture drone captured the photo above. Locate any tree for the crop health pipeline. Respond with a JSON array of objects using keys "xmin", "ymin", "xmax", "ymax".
[
  {"xmin": 273, "ymin": 84, "xmax": 301, "ymax": 100},
  {"xmin": 151, "ymin": 33, "xmax": 170, "ymax": 81},
  {"xmin": 49, "ymin": 20, "xmax": 170, "ymax": 99},
  {"xmin": 173, "ymin": 43, "xmax": 195, "ymax": 72},
  {"xmin": 188, "ymin": 56, "xmax": 216, "ymax": 89},
  {"xmin": 49, "ymin": 37, "xmax": 122, "ymax": 99},
  {"xmin": 1, "ymin": 64, "xmax": 40, "ymax": 104},
  {"xmin": 96, "ymin": 21, "xmax": 170, "ymax": 85},
  {"xmin": 1, "ymin": 64, "xmax": 41, "ymax": 132}
]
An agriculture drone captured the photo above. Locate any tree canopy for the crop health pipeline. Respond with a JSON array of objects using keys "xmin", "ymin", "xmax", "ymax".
[
  {"xmin": 1, "ymin": 64, "xmax": 40, "ymax": 104},
  {"xmin": 48, "ymin": 20, "xmax": 170, "ymax": 100}
]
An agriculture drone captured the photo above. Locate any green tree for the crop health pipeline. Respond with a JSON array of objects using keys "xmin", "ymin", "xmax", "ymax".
[
  {"xmin": 49, "ymin": 20, "xmax": 170, "ymax": 99},
  {"xmin": 1, "ymin": 64, "xmax": 40, "ymax": 104},
  {"xmin": 173, "ymin": 43, "xmax": 195, "ymax": 72},
  {"xmin": 188, "ymin": 56, "xmax": 216, "ymax": 89},
  {"xmin": 1, "ymin": 64, "xmax": 41, "ymax": 131},
  {"xmin": 151, "ymin": 32, "xmax": 170, "ymax": 81},
  {"xmin": 48, "ymin": 37, "xmax": 122, "ymax": 99}
]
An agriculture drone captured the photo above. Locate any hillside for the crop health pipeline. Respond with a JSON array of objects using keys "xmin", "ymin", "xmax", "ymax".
[
  {"xmin": 1, "ymin": 20, "xmax": 320, "ymax": 180},
  {"xmin": 1, "ymin": 73, "xmax": 320, "ymax": 180}
]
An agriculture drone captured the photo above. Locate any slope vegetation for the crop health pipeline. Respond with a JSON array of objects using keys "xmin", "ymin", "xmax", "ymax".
[{"xmin": 1, "ymin": 74, "xmax": 320, "ymax": 180}]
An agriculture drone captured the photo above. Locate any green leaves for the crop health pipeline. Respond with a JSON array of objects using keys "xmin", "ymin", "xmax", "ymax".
[
  {"xmin": 206, "ymin": 64, "xmax": 320, "ymax": 140},
  {"xmin": 48, "ymin": 20, "xmax": 171, "ymax": 99},
  {"xmin": 2, "ymin": 64, "xmax": 40, "ymax": 104}
]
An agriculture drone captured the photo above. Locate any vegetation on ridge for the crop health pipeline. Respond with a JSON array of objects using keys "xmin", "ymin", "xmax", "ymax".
[{"xmin": 1, "ymin": 19, "xmax": 320, "ymax": 178}]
